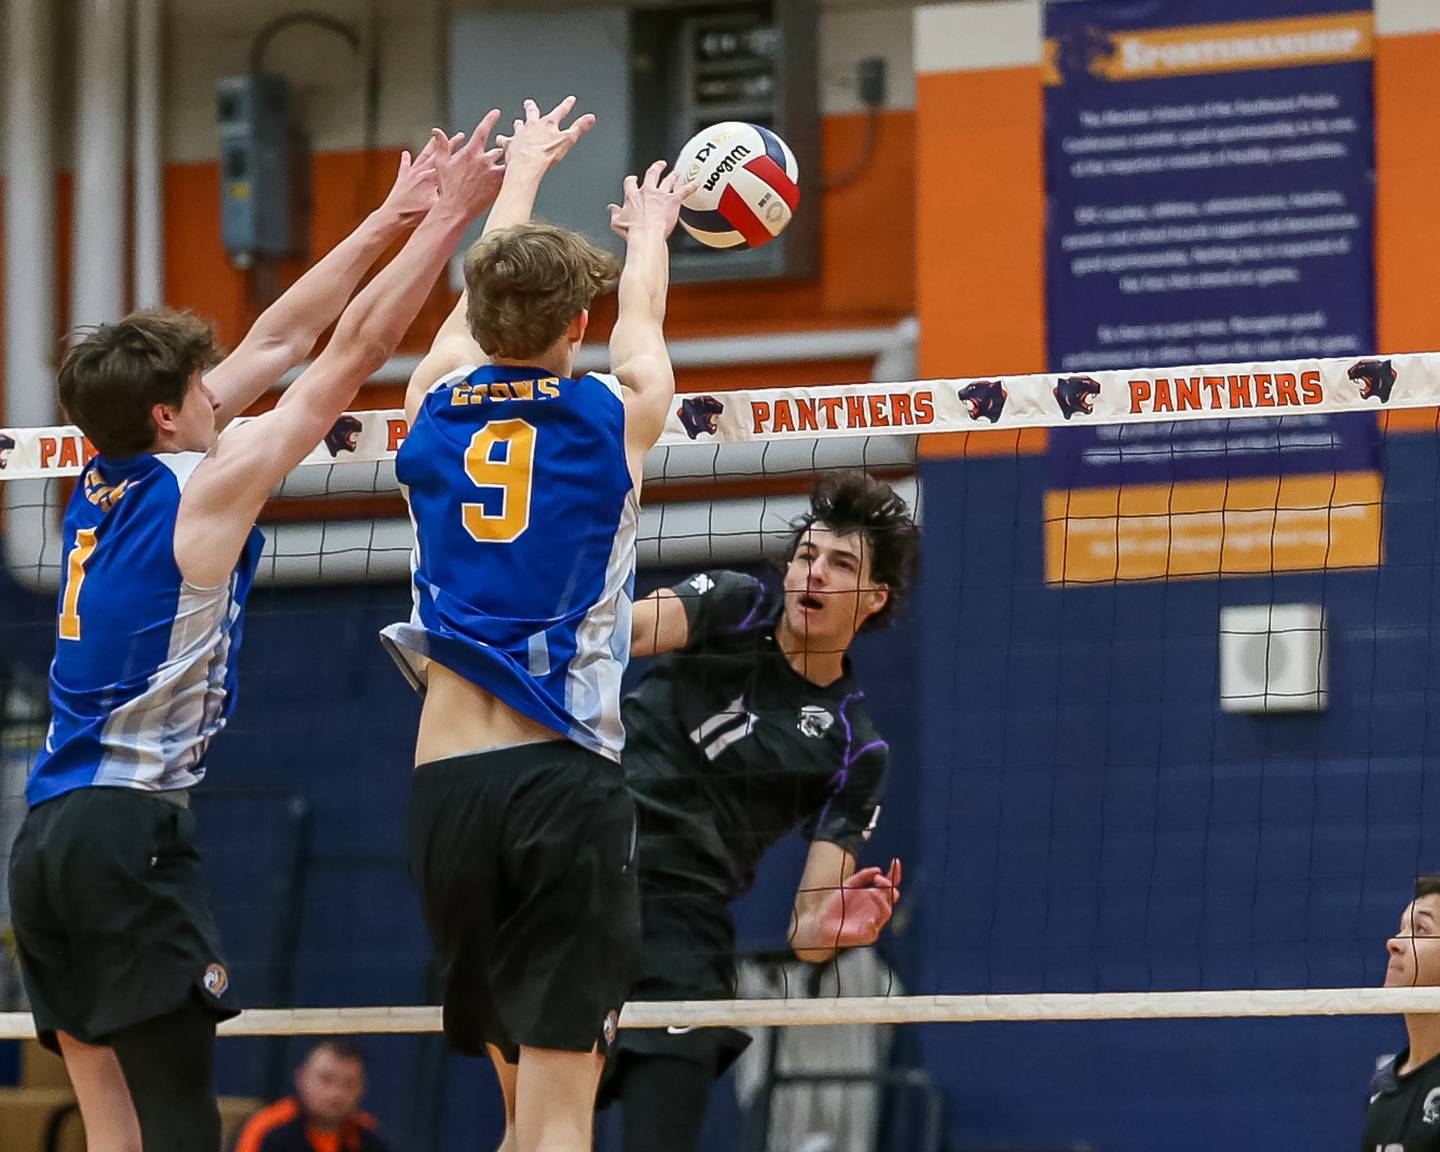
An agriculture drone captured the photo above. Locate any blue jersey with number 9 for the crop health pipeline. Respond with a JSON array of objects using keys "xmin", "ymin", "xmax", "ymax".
[{"xmin": 381, "ymin": 364, "xmax": 637, "ymax": 760}]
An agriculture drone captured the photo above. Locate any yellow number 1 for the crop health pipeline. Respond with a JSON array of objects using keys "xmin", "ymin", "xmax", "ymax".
[
  {"xmin": 463, "ymin": 420, "xmax": 537, "ymax": 543},
  {"xmin": 59, "ymin": 527, "xmax": 98, "ymax": 641}
]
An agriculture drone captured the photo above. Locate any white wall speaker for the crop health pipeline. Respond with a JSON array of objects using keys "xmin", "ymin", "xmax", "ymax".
[{"xmin": 1219, "ymin": 603, "xmax": 1328, "ymax": 714}]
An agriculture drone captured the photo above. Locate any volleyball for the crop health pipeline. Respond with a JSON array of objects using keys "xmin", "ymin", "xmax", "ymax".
[{"xmin": 675, "ymin": 121, "xmax": 800, "ymax": 249}]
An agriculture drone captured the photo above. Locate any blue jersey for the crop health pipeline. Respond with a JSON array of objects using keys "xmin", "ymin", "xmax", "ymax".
[
  {"xmin": 381, "ymin": 364, "xmax": 637, "ymax": 759},
  {"xmin": 27, "ymin": 452, "xmax": 264, "ymax": 806}
]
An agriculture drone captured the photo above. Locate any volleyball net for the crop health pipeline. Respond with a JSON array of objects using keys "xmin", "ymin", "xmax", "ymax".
[{"xmin": 0, "ymin": 349, "xmax": 1437, "ymax": 1045}]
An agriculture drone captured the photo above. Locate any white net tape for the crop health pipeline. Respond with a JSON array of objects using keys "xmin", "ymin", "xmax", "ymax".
[{"xmin": 3, "ymin": 988, "xmax": 1440, "ymax": 1039}]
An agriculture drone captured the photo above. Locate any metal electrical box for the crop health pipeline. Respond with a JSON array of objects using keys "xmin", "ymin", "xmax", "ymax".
[
  {"xmin": 449, "ymin": 1, "xmax": 818, "ymax": 286},
  {"xmin": 218, "ymin": 74, "xmax": 305, "ymax": 267}
]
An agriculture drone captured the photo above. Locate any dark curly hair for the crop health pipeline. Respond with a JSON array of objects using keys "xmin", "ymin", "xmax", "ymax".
[{"xmin": 785, "ymin": 471, "xmax": 918, "ymax": 632}]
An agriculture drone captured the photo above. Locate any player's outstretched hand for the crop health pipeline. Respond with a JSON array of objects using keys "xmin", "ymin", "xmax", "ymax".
[
  {"xmin": 431, "ymin": 112, "xmax": 506, "ymax": 220},
  {"xmin": 608, "ymin": 161, "xmax": 698, "ymax": 242},
  {"xmin": 375, "ymin": 132, "xmax": 452, "ymax": 228},
  {"xmin": 803, "ymin": 859, "xmax": 903, "ymax": 952},
  {"xmin": 496, "ymin": 96, "xmax": 596, "ymax": 176}
]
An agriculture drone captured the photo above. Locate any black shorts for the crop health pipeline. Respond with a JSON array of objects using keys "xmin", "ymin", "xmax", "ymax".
[
  {"xmin": 8, "ymin": 787, "xmax": 238, "ymax": 1052},
  {"xmin": 407, "ymin": 741, "xmax": 641, "ymax": 1063},
  {"xmin": 597, "ymin": 855, "xmax": 752, "ymax": 1108}
]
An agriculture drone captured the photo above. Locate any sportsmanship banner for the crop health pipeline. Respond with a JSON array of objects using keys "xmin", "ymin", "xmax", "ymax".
[
  {"xmin": 1043, "ymin": 0, "xmax": 1377, "ymax": 583},
  {"xmin": 1044, "ymin": 0, "xmax": 1375, "ymax": 369},
  {"xmin": 0, "ymin": 351, "xmax": 1426, "ymax": 481}
]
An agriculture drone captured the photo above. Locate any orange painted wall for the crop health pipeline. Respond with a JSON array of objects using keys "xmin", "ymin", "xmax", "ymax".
[
  {"xmin": 1374, "ymin": 32, "xmax": 1440, "ymax": 355},
  {"xmin": 0, "ymin": 109, "xmax": 916, "ymax": 420},
  {"xmin": 916, "ymin": 66, "xmax": 1046, "ymax": 460},
  {"xmin": 915, "ymin": 68, "xmax": 1045, "ymax": 381}
]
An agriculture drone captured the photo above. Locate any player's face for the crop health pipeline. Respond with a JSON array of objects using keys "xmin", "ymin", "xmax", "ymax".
[
  {"xmin": 166, "ymin": 373, "xmax": 220, "ymax": 452},
  {"xmin": 1385, "ymin": 895, "xmax": 1440, "ymax": 987},
  {"xmin": 782, "ymin": 524, "xmax": 887, "ymax": 648},
  {"xmin": 295, "ymin": 1049, "xmax": 365, "ymax": 1128}
]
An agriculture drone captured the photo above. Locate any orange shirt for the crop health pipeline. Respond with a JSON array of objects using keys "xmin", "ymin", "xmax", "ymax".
[{"xmin": 233, "ymin": 1098, "xmax": 383, "ymax": 1152}]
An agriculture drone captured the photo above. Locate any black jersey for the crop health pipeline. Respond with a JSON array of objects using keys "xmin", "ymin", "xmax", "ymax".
[
  {"xmin": 1365, "ymin": 1048, "xmax": 1440, "ymax": 1151},
  {"xmin": 622, "ymin": 570, "xmax": 887, "ymax": 901}
]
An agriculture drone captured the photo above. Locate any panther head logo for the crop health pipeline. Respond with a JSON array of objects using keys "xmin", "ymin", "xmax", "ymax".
[
  {"xmin": 323, "ymin": 415, "xmax": 363, "ymax": 457},
  {"xmin": 677, "ymin": 396, "xmax": 724, "ymax": 440},
  {"xmin": 1348, "ymin": 358, "xmax": 1396, "ymax": 404},
  {"xmin": 957, "ymin": 380, "xmax": 1008, "ymax": 424},
  {"xmin": 0, "ymin": 433, "xmax": 14, "ymax": 470},
  {"xmin": 797, "ymin": 705, "xmax": 834, "ymax": 739},
  {"xmin": 1054, "ymin": 375, "xmax": 1101, "ymax": 419}
]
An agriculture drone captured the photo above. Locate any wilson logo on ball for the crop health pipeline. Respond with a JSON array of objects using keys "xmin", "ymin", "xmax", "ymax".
[{"xmin": 676, "ymin": 122, "xmax": 800, "ymax": 249}]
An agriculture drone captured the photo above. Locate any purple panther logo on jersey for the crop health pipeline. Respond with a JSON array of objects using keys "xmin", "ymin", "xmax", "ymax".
[
  {"xmin": 1055, "ymin": 375, "xmax": 1101, "ymax": 420},
  {"xmin": 797, "ymin": 705, "xmax": 834, "ymax": 738},
  {"xmin": 678, "ymin": 396, "xmax": 725, "ymax": 440},
  {"xmin": 957, "ymin": 380, "xmax": 1007, "ymax": 423},
  {"xmin": 1348, "ymin": 358, "xmax": 1396, "ymax": 404},
  {"xmin": 324, "ymin": 415, "xmax": 363, "ymax": 457},
  {"xmin": 0, "ymin": 433, "xmax": 14, "ymax": 469}
]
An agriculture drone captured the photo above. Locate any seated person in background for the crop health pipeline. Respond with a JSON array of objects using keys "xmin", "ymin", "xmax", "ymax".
[{"xmin": 233, "ymin": 1040, "xmax": 389, "ymax": 1152}]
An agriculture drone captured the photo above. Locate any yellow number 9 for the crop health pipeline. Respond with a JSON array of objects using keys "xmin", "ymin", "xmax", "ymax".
[{"xmin": 463, "ymin": 420, "xmax": 537, "ymax": 543}]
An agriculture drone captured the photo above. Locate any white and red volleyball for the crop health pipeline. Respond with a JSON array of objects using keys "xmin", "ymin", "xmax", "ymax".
[{"xmin": 675, "ymin": 122, "xmax": 800, "ymax": 249}]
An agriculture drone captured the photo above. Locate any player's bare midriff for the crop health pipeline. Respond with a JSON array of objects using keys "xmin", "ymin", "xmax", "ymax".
[{"xmin": 414, "ymin": 659, "xmax": 562, "ymax": 766}]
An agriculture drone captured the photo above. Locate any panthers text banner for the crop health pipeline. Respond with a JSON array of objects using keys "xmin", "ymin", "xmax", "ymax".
[{"xmin": 0, "ymin": 351, "xmax": 1426, "ymax": 480}]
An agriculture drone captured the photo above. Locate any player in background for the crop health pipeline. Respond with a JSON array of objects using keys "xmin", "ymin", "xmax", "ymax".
[
  {"xmin": 601, "ymin": 471, "xmax": 918, "ymax": 1152},
  {"xmin": 382, "ymin": 97, "xmax": 694, "ymax": 1152},
  {"xmin": 1364, "ymin": 874, "xmax": 1440, "ymax": 1151},
  {"xmin": 8, "ymin": 122, "xmax": 506, "ymax": 1152}
]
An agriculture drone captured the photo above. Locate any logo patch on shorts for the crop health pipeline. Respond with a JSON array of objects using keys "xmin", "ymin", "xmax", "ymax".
[
  {"xmin": 203, "ymin": 963, "xmax": 230, "ymax": 998},
  {"xmin": 603, "ymin": 1009, "xmax": 620, "ymax": 1048}
]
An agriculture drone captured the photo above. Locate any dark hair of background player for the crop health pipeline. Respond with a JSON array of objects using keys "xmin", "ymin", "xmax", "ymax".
[
  {"xmin": 305, "ymin": 1038, "xmax": 366, "ymax": 1067},
  {"xmin": 785, "ymin": 471, "xmax": 919, "ymax": 632},
  {"xmin": 1417, "ymin": 874, "xmax": 1440, "ymax": 901},
  {"xmin": 463, "ymin": 222, "xmax": 620, "ymax": 361},
  {"xmin": 58, "ymin": 308, "xmax": 224, "ymax": 458}
]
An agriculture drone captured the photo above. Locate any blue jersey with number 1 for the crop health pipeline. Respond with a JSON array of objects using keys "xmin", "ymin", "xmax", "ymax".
[
  {"xmin": 381, "ymin": 364, "xmax": 637, "ymax": 760},
  {"xmin": 27, "ymin": 452, "xmax": 265, "ymax": 806}
]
